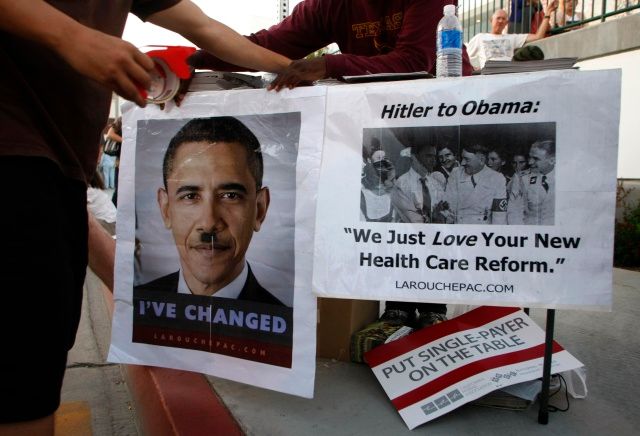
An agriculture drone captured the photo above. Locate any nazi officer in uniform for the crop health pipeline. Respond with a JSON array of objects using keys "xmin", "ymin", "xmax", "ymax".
[
  {"xmin": 444, "ymin": 144, "xmax": 507, "ymax": 224},
  {"xmin": 507, "ymin": 140, "xmax": 555, "ymax": 225}
]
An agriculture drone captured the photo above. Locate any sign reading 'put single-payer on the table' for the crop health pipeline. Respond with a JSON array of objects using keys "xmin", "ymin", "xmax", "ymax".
[{"xmin": 366, "ymin": 306, "xmax": 583, "ymax": 429}]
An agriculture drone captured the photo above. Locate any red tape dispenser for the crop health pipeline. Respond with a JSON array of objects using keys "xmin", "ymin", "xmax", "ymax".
[{"xmin": 141, "ymin": 45, "xmax": 196, "ymax": 104}]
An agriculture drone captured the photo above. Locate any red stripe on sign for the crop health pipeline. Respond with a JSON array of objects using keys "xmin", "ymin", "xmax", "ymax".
[
  {"xmin": 366, "ymin": 306, "xmax": 519, "ymax": 367},
  {"xmin": 391, "ymin": 342, "xmax": 564, "ymax": 411},
  {"xmin": 133, "ymin": 325, "xmax": 293, "ymax": 367}
]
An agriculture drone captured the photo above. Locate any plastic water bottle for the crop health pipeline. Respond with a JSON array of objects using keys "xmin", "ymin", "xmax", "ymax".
[{"xmin": 436, "ymin": 4, "xmax": 463, "ymax": 78}]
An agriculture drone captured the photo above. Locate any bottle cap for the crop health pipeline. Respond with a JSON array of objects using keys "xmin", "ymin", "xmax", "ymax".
[{"xmin": 444, "ymin": 4, "xmax": 456, "ymax": 15}]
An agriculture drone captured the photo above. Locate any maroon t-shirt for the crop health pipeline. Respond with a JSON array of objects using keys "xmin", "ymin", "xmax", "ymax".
[
  {"xmin": 190, "ymin": 0, "xmax": 473, "ymax": 78},
  {"xmin": 0, "ymin": 0, "xmax": 180, "ymax": 183}
]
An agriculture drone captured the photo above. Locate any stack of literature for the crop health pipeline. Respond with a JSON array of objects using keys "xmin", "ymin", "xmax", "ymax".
[
  {"xmin": 481, "ymin": 57, "xmax": 579, "ymax": 75},
  {"xmin": 189, "ymin": 71, "xmax": 265, "ymax": 91}
]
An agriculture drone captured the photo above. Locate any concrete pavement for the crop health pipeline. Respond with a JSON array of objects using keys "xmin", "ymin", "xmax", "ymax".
[
  {"xmin": 65, "ymin": 268, "xmax": 640, "ymax": 435},
  {"xmin": 58, "ymin": 269, "xmax": 138, "ymax": 435},
  {"xmin": 207, "ymin": 268, "xmax": 640, "ymax": 435},
  {"xmin": 209, "ymin": 269, "xmax": 640, "ymax": 436}
]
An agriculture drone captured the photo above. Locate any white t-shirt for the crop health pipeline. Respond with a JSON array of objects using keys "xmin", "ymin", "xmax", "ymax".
[
  {"xmin": 87, "ymin": 187, "xmax": 116, "ymax": 223},
  {"xmin": 466, "ymin": 33, "xmax": 529, "ymax": 69}
]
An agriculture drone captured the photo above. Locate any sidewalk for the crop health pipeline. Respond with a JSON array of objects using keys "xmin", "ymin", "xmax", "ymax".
[
  {"xmin": 58, "ymin": 270, "xmax": 138, "ymax": 435},
  {"xmin": 210, "ymin": 268, "xmax": 640, "ymax": 435},
  {"xmin": 68, "ymin": 268, "xmax": 640, "ymax": 435}
]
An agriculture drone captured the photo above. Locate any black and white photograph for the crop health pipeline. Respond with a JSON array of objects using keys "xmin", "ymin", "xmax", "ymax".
[{"xmin": 360, "ymin": 122, "xmax": 556, "ymax": 225}]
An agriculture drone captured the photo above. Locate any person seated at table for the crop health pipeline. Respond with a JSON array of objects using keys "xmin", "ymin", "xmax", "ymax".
[
  {"xmin": 466, "ymin": 1, "xmax": 558, "ymax": 70},
  {"xmin": 188, "ymin": 0, "xmax": 473, "ymax": 91}
]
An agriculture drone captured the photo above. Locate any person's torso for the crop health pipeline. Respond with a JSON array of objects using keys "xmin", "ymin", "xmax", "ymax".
[
  {"xmin": 327, "ymin": 0, "xmax": 412, "ymax": 56},
  {"xmin": 361, "ymin": 188, "xmax": 393, "ymax": 221},
  {"xmin": 450, "ymin": 166, "xmax": 504, "ymax": 223},
  {"xmin": 479, "ymin": 34, "xmax": 520, "ymax": 63},
  {"xmin": 0, "ymin": 0, "xmax": 178, "ymax": 182},
  {"xmin": 523, "ymin": 172, "xmax": 555, "ymax": 224}
]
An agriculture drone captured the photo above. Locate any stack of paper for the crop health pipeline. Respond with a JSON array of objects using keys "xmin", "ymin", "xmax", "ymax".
[
  {"xmin": 341, "ymin": 71, "xmax": 433, "ymax": 83},
  {"xmin": 189, "ymin": 71, "xmax": 265, "ymax": 91},
  {"xmin": 481, "ymin": 57, "xmax": 579, "ymax": 75}
]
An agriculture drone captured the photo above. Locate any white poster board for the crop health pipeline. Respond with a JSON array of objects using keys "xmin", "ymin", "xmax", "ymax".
[
  {"xmin": 366, "ymin": 306, "xmax": 583, "ymax": 429},
  {"xmin": 313, "ymin": 70, "xmax": 621, "ymax": 310},
  {"xmin": 108, "ymin": 87, "xmax": 324, "ymax": 398}
]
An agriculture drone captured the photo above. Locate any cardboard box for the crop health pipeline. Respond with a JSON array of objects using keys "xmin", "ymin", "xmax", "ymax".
[{"xmin": 316, "ymin": 297, "xmax": 380, "ymax": 362}]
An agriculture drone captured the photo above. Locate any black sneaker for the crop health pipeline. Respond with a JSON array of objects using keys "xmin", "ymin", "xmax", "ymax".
[
  {"xmin": 415, "ymin": 312, "xmax": 447, "ymax": 329},
  {"xmin": 379, "ymin": 309, "xmax": 412, "ymax": 326}
]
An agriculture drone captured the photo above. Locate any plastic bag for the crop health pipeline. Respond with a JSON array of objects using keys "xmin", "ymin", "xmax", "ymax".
[{"xmin": 561, "ymin": 367, "xmax": 588, "ymax": 399}]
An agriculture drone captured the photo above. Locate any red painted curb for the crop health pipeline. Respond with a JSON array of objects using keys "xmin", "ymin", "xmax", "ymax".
[
  {"xmin": 123, "ymin": 365, "xmax": 243, "ymax": 436},
  {"xmin": 100, "ymin": 284, "xmax": 243, "ymax": 436}
]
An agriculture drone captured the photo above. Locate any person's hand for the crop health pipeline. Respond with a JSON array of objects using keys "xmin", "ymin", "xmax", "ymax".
[
  {"xmin": 383, "ymin": 166, "xmax": 397, "ymax": 189},
  {"xmin": 161, "ymin": 70, "xmax": 195, "ymax": 110},
  {"xmin": 268, "ymin": 57, "xmax": 327, "ymax": 91},
  {"xmin": 433, "ymin": 201, "xmax": 455, "ymax": 224},
  {"xmin": 175, "ymin": 70, "xmax": 195, "ymax": 106},
  {"xmin": 59, "ymin": 26, "xmax": 154, "ymax": 107},
  {"xmin": 545, "ymin": 0, "xmax": 559, "ymax": 14}
]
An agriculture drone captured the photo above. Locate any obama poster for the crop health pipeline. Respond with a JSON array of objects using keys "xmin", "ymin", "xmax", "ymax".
[{"xmin": 109, "ymin": 87, "xmax": 325, "ymax": 398}]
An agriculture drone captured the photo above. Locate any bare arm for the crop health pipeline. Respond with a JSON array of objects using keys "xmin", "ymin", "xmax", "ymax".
[
  {"xmin": 270, "ymin": 0, "xmax": 474, "ymax": 89},
  {"xmin": 88, "ymin": 212, "xmax": 116, "ymax": 291},
  {"xmin": 0, "ymin": 1, "xmax": 153, "ymax": 107},
  {"xmin": 148, "ymin": 0, "xmax": 291, "ymax": 73},
  {"xmin": 465, "ymin": 36, "xmax": 483, "ymax": 70},
  {"xmin": 390, "ymin": 185, "xmax": 424, "ymax": 224},
  {"xmin": 526, "ymin": 0, "xmax": 559, "ymax": 43},
  {"xmin": 106, "ymin": 126, "xmax": 123, "ymax": 143}
]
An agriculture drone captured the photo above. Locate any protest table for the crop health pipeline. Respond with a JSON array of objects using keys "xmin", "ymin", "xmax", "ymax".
[
  {"xmin": 311, "ymin": 68, "xmax": 619, "ymax": 427},
  {"xmin": 108, "ymin": 68, "xmax": 621, "ymax": 429}
]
